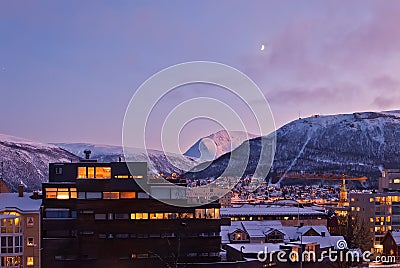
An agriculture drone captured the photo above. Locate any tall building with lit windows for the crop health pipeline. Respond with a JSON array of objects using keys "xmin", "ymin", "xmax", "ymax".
[
  {"xmin": 349, "ymin": 192, "xmax": 400, "ymax": 253},
  {"xmin": 0, "ymin": 187, "xmax": 41, "ymax": 268},
  {"xmin": 379, "ymin": 168, "xmax": 400, "ymax": 192},
  {"xmin": 349, "ymin": 168, "xmax": 400, "ymax": 254},
  {"xmin": 41, "ymin": 159, "xmax": 221, "ymax": 268}
]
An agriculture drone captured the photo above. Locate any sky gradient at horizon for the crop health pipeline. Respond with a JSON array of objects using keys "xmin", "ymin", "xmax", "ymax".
[{"xmin": 0, "ymin": 1, "xmax": 399, "ymax": 152}]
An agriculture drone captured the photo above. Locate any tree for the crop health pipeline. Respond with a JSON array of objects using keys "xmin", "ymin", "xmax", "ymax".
[{"xmin": 336, "ymin": 213, "xmax": 373, "ymax": 252}]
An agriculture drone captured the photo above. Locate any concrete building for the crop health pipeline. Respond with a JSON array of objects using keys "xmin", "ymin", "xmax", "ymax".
[
  {"xmin": 348, "ymin": 191, "xmax": 398, "ymax": 252},
  {"xmin": 41, "ymin": 159, "xmax": 221, "ymax": 268},
  {"xmin": 379, "ymin": 169, "xmax": 400, "ymax": 192},
  {"xmin": 0, "ymin": 188, "xmax": 41, "ymax": 268},
  {"xmin": 349, "ymin": 168, "xmax": 400, "ymax": 253}
]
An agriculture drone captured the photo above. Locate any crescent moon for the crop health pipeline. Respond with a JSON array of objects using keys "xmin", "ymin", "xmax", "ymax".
[{"xmin": 260, "ymin": 44, "xmax": 265, "ymax": 51}]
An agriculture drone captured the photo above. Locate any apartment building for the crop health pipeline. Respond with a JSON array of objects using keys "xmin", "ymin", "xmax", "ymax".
[
  {"xmin": 349, "ymin": 168, "xmax": 400, "ymax": 253},
  {"xmin": 41, "ymin": 159, "xmax": 221, "ymax": 268},
  {"xmin": 0, "ymin": 188, "xmax": 41, "ymax": 268}
]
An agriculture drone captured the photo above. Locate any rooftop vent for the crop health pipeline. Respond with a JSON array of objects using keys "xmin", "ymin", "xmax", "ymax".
[{"xmin": 84, "ymin": 150, "xmax": 91, "ymax": 160}]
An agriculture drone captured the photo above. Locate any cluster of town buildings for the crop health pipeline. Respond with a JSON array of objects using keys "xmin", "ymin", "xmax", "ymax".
[{"xmin": 1, "ymin": 154, "xmax": 400, "ymax": 267}]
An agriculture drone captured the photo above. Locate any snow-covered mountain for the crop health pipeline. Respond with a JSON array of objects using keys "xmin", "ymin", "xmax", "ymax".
[
  {"xmin": 184, "ymin": 130, "xmax": 257, "ymax": 160},
  {"xmin": 184, "ymin": 111, "xmax": 400, "ymax": 187},
  {"xmin": 55, "ymin": 143, "xmax": 200, "ymax": 176},
  {"xmin": 0, "ymin": 134, "xmax": 79, "ymax": 191}
]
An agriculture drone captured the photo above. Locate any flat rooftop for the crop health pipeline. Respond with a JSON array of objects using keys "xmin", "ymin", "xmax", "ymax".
[{"xmin": 221, "ymin": 205, "xmax": 325, "ymax": 216}]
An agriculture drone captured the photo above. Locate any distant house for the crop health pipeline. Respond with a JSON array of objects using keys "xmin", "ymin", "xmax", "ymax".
[
  {"xmin": 229, "ymin": 228, "xmax": 250, "ymax": 243},
  {"xmin": 265, "ymin": 229, "xmax": 285, "ymax": 243},
  {"xmin": 383, "ymin": 231, "xmax": 400, "ymax": 257}
]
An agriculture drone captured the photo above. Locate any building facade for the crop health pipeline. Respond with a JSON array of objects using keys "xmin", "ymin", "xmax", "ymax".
[
  {"xmin": 41, "ymin": 160, "xmax": 222, "ymax": 268},
  {"xmin": 0, "ymin": 189, "xmax": 41, "ymax": 268},
  {"xmin": 350, "ymin": 192, "xmax": 400, "ymax": 253},
  {"xmin": 379, "ymin": 169, "xmax": 400, "ymax": 192}
]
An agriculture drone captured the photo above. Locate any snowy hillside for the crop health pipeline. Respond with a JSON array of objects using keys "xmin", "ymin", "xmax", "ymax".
[
  {"xmin": 0, "ymin": 134, "xmax": 79, "ymax": 191},
  {"xmin": 184, "ymin": 130, "xmax": 257, "ymax": 160},
  {"xmin": 184, "ymin": 111, "xmax": 400, "ymax": 187}
]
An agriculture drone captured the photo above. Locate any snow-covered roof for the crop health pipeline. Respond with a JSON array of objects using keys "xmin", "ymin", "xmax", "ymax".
[
  {"xmin": 0, "ymin": 193, "xmax": 41, "ymax": 212},
  {"xmin": 390, "ymin": 231, "xmax": 400, "ymax": 245},
  {"xmin": 221, "ymin": 220, "xmax": 333, "ymax": 246},
  {"xmin": 298, "ymin": 226, "xmax": 330, "ymax": 236},
  {"xmin": 221, "ymin": 205, "xmax": 325, "ymax": 216},
  {"xmin": 300, "ymin": 236, "xmax": 345, "ymax": 249}
]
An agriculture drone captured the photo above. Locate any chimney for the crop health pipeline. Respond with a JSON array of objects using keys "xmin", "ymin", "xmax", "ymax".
[
  {"xmin": 18, "ymin": 184, "xmax": 24, "ymax": 197},
  {"xmin": 32, "ymin": 191, "xmax": 39, "ymax": 199},
  {"xmin": 84, "ymin": 149, "xmax": 92, "ymax": 160},
  {"xmin": 321, "ymin": 231, "xmax": 325, "ymax": 237}
]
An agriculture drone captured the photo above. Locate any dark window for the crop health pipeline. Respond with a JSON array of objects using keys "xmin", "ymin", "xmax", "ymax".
[
  {"xmin": 55, "ymin": 167, "xmax": 63, "ymax": 175},
  {"xmin": 45, "ymin": 210, "xmax": 69, "ymax": 218}
]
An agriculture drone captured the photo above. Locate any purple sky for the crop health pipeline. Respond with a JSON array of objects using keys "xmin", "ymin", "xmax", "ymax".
[{"xmin": 0, "ymin": 1, "xmax": 399, "ymax": 151}]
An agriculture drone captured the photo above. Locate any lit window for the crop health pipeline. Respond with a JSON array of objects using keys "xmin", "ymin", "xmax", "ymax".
[
  {"xmin": 88, "ymin": 167, "xmax": 95, "ymax": 178},
  {"xmin": 57, "ymin": 188, "xmax": 69, "ymax": 199},
  {"xmin": 27, "ymin": 257, "xmax": 34, "ymax": 266},
  {"xmin": 77, "ymin": 167, "xmax": 86, "ymax": 178},
  {"xmin": 206, "ymin": 208, "xmax": 217, "ymax": 219},
  {"xmin": 150, "ymin": 213, "xmax": 164, "ymax": 220},
  {"xmin": 70, "ymin": 188, "xmax": 77, "ymax": 199},
  {"xmin": 27, "ymin": 237, "xmax": 34, "ymax": 246},
  {"xmin": 45, "ymin": 188, "xmax": 57, "ymax": 199},
  {"xmin": 394, "ymin": 179, "xmax": 400, "ymax": 184},
  {"xmin": 46, "ymin": 187, "xmax": 77, "ymax": 199},
  {"xmin": 120, "ymin": 192, "xmax": 136, "ymax": 199},
  {"xmin": 164, "ymin": 213, "xmax": 178, "ymax": 219},
  {"xmin": 131, "ymin": 175, "xmax": 143, "ymax": 179},
  {"xmin": 215, "ymin": 209, "xmax": 220, "ymax": 219},
  {"xmin": 132, "ymin": 213, "xmax": 148, "ymax": 220},
  {"xmin": 96, "ymin": 167, "xmax": 111, "ymax": 178},
  {"xmin": 195, "ymin": 209, "xmax": 206, "ymax": 219},
  {"xmin": 115, "ymin": 175, "xmax": 129, "ymax": 179},
  {"xmin": 180, "ymin": 213, "xmax": 194, "ymax": 219},
  {"xmin": 103, "ymin": 192, "xmax": 120, "ymax": 199}
]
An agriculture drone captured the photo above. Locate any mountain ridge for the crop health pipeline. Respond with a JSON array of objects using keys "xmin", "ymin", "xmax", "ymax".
[{"xmin": 184, "ymin": 111, "xmax": 400, "ymax": 187}]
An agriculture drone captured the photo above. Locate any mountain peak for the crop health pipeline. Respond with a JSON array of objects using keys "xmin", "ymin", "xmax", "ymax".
[{"xmin": 184, "ymin": 130, "xmax": 257, "ymax": 160}]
